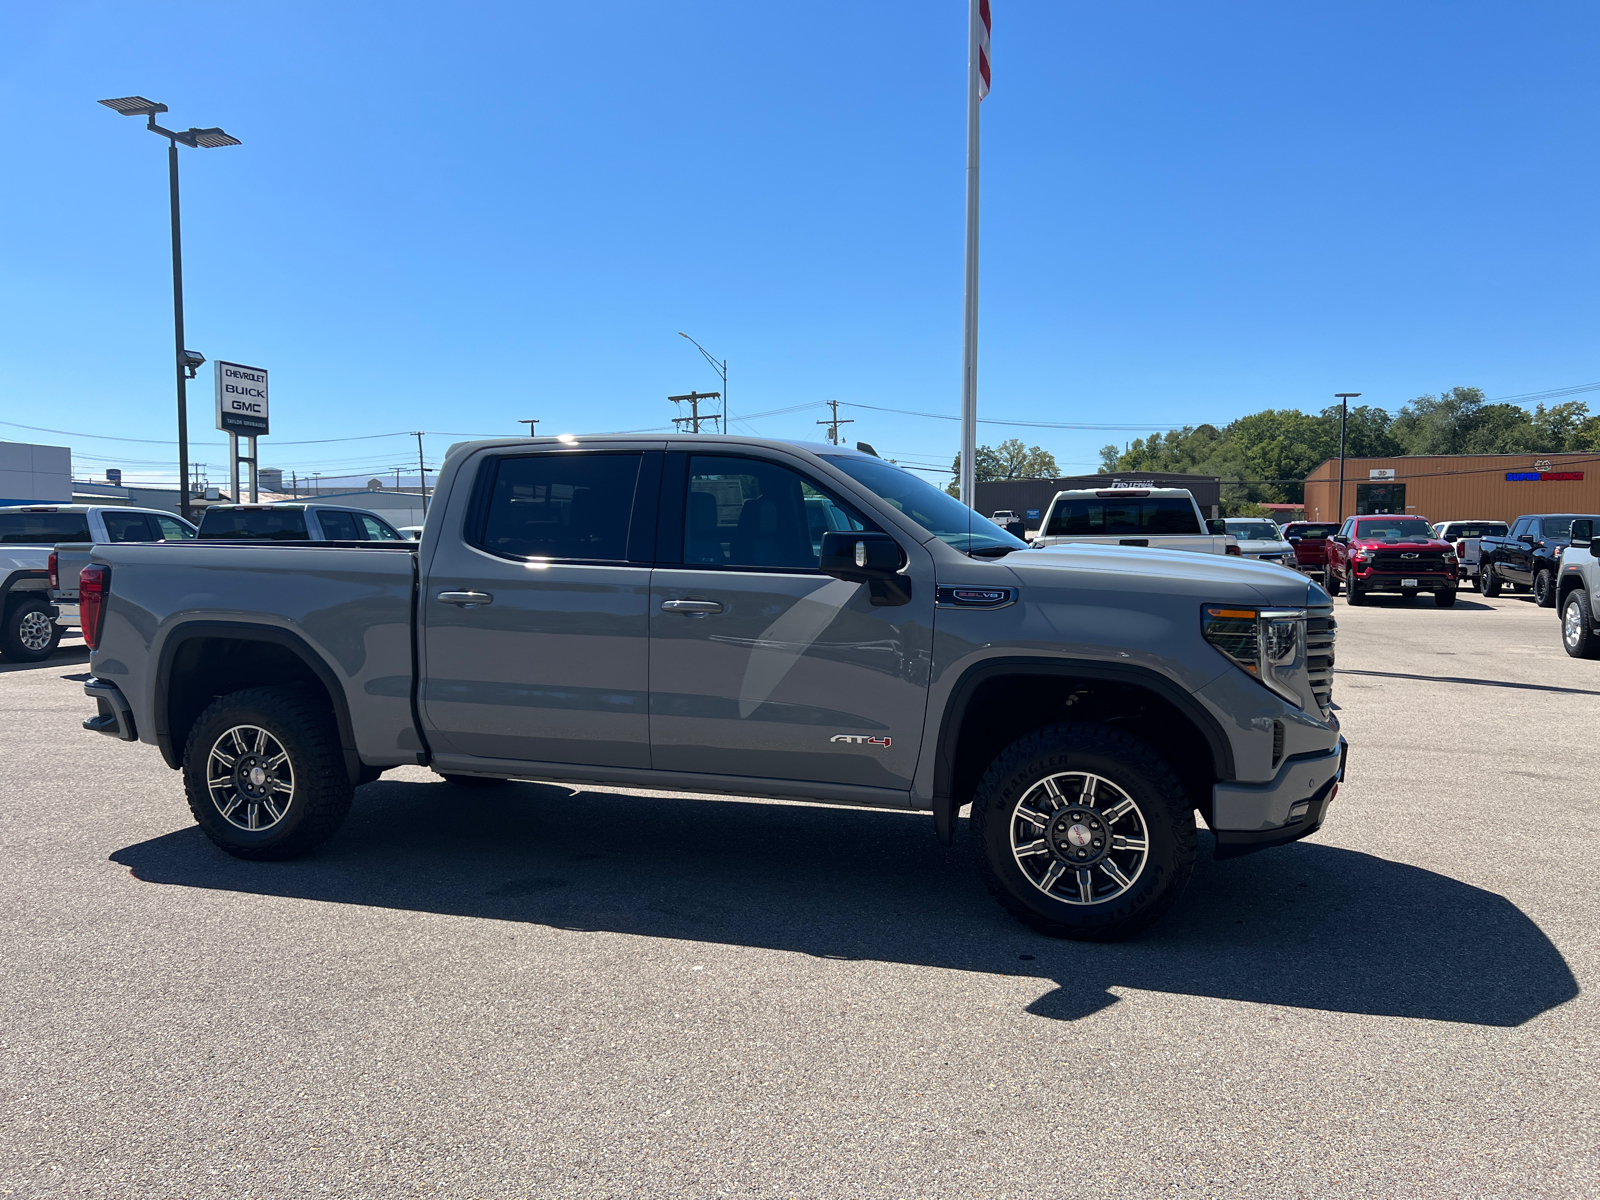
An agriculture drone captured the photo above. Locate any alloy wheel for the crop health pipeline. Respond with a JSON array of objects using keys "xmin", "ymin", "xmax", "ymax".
[
  {"xmin": 1565, "ymin": 600, "xmax": 1584, "ymax": 651},
  {"xmin": 1009, "ymin": 771, "xmax": 1149, "ymax": 905},
  {"xmin": 206, "ymin": 724, "xmax": 295, "ymax": 831},
  {"xmin": 17, "ymin": 609, "xmax": 54, "ymax": 652}
]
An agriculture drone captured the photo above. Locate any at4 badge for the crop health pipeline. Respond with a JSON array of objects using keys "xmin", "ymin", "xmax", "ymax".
[{"xmin": 831, "ymin": 734, "xmax": 892, "ymax": 748}]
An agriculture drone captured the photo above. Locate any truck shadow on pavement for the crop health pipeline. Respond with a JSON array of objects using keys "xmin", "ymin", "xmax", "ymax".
[{"xmin": 112, "ymin": 779, "xmax": 1578, "ymax": 1028}]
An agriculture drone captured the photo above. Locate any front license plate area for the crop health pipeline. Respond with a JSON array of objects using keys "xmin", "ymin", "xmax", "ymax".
[{"xmin": 1401, "ymin": 578, "xmax": 1418, "ymax": 587}]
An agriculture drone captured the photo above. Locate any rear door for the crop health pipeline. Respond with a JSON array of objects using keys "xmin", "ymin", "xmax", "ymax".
[
  {"xmin": 647, "ymin": 452, "xmax": 934, "ymax": 790},
  {"xmin": 420, "ymin": 447, "xmax": 660, "ymax": 768}
]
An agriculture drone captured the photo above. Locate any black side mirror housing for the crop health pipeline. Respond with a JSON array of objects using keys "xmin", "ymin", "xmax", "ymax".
[
  {"xmin": 1520, "ymin": 533, "xmax": 1536, "ymax": 544},
  {"xmin": 1571, "ymin": 519, "xmax": 1593, "ymax": 547},
  {"xmin": 1287, "ymin": 536, "xmax": 1301, "ymax": 544},
  {"xmin": 819, "ymin": 531, "xmax": 911, "ymax": 606},
  {"xmin": 1206, "ymin": 519, "xmax": 1227, "ymax": 535}
]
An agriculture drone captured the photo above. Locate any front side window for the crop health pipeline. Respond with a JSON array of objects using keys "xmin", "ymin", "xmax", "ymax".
[
  {"xmin": 317, "ymin": 510, "xmax": 361, "ymax": 540},
  {"xmin": 152, "ymin": 515, "xmax": 196, "ymax": 540},
  {"xmin": 102, "ymin": 511, "xmax": 157, "ymax": 542},
  {"xmin": 478, "ymin": 452, "xmax": 642, "ymax": 561},
  {"xmin": 1047, "ymin": 497, "xmax": 1202, "ymax": 537},
  {"xmin": 822, "ymin": 455, "xmax": 1025, "ymax": 555},
  {"xmin": 686, "ymin": 456, "xmax": 864, "ymax": 570},
  {"xmin": 197, "ymin": 509, "xmax": 310, "ymax": 540},
  {"xmin": 358, "ymin": 514, "xmax": 403, "ymax": 541}
]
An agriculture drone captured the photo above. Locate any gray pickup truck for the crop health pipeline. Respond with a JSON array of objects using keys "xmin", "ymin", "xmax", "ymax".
[
  {"xmin": 77, "ymin": 436, "xmax": 1346, "ymax": 941},
  {"xmin": 1557, "ymin": 518, "xmax": 1600, "ymax": 658}
]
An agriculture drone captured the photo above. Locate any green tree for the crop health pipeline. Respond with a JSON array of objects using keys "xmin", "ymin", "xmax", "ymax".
[{"xmin": 948, "ymin": 440, "xmax": 1060, "ymax": 495}]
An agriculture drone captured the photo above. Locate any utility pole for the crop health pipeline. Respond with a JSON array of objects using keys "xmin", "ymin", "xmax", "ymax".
[
  {"xmin": 291, "ymin": 471, "xmax": 298, "ymax": 498},
  {"xmin": 1335, "ymin": 393, "xmax": 1361, "ymax": 522},
  {"xmin": 669, "ymin": 391, "xmax": 722, "ymax": 433},
  {"xmin": 519, "ymin": 419, "xmax": 540, "ymax": 437},
  {"xmin": 393, "ymin": 466, "xmax": 402, "ymax": 492},
  {"xmin": 816, "ymin": 399, "xmax": 854, "ymax": 446},
  {"xmin": 311, "ymin": 472, "xmax": 321, "ymax": 495},
  {"xmin": 412, "ymin": 432, "xmax": 429, "ymax": 513}
]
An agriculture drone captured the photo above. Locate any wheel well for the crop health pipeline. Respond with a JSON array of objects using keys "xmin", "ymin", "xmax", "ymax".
[
  {"xmin": 941, "ymin": 672, "xmax": 1222, "ymax": 824},
  {"xmin": 1558, "ymin": 574, "xmax": 1586, "ymax": 605},
  {"xmin": 160, "ymin": 634, "xmax": 357, "ymax": 780}
]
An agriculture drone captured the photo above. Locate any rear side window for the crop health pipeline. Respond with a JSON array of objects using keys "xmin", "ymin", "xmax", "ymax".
[
  {"xmin": 1046, "ymin": 497, "xmax": 1201, "ymax": 537},
  {"xmin": 0, "ymin": 512, "xmax": 93, "ymax": 543},
  {"xmin": 476, "ymin": 452, "xmax": 642, "ymax": 561},
  {"xmin": 198, "ymin": 509, "xmax": 310, "ymax": 540},
  {"xmin": 102, "ymin": 511, "xmax": 157, "ymax": 542},
  {"xmin": 316, "ymin": 510, "xmax": 361, "ymax": 540}
]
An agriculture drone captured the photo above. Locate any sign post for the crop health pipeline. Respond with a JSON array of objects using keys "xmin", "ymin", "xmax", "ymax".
[{"xmin": 214, "ymin": 361, "xmax": 269, "ymax": 502}]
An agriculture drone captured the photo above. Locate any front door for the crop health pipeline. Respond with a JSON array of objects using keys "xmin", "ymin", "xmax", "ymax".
[
  {"xmin": 421, "ymin": 448, "xmax": 659, "ymax": 768},
  {"xmin": 648, "ymin": 453, "xmax": 934, "ymax": 790}
]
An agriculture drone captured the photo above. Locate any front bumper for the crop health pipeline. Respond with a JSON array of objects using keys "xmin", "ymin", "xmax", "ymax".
[
  {"xmin": 1352, "ymin": 572, "xmax": 1454, "ymax": 592},
  {"xmin": 1212, "ymin": 739, "xmax": 1347, "ymax": 859}
]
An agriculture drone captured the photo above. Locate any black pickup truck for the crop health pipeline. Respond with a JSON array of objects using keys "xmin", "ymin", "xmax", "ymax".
[{"xmin": 1480, "ymin": 513, "xmax": 1600, "ymax": 607}]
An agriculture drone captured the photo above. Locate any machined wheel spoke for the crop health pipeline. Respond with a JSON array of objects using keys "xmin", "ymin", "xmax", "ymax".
[
  {"xmin": 1111, "ymin": 834, "xmax": 1147, "ymax": 852},
  {"xmin": 262, "ymin": 796, "xmax": 284, "ymax": 822},
  {"xmin": 270, "ymin": 779, "xmax": 293, "ymax": 794},
  {"xmin": 230, "ymin": 728, "xmax": 250, "ymax": 756},
  {"xmin": 1100, "ymin": 860, "xmax": 1134, "ymax": 890},
  {"xmin": 1040, "ymin": 777, "xmax": 1065, "ymax": 807},
  {"xmin": 265, "ymin": 751, "xmax": 289, "ymax": 769},
  {"xmin": 1100, "ymin": 798, "xmax": 1135, "ymax": 823},
  {"xmin": 252, "ymin": 729, "xmax": 268, "ymax": 755},
  {"xmin": 219, "ymin": 792, "xmax": 243, "ymax": 819},
  {"xmin": 1076, "ymin": 869, "xmax": 1095, "ymax": 903},
  {"xmin": 1039, "ymin": 861, "xmax": 1067, "ymax": 893},
  {"xmin": 1079, "ymin": 777, "xmax": 1098, "ymax": 806},
  {"xmin": 211, "ymin": 748, "xmax": 237, "ymax": 768},
  {"xmin": 247, "ymin": 803, "xmax": 261, "ymax": 830},
  {"xmin": 1014, "ymin": 806, "xmax": 1048, "ymax": 830},
  {"xmin": 1015, "ymin": 838, "xmax": 1050, "ymax": 858}
]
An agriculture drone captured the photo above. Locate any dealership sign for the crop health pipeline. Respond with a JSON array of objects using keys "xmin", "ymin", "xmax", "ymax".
[
  {"xmin": 1507, "ymin": 470, "xmax": 1584, "ymax": 482},
  {"xmin": 1368, "ymin": 468, "xmax": 1396, "ymax": 480},
  {"xmin": 214, "ymin": 361, "xmax": 269, "ymax": 435}
]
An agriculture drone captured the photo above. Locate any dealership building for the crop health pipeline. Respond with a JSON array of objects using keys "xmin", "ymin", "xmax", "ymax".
[{"xmin": 1302, "ymin": 453, "xmax": 1600, "ymax": 525}]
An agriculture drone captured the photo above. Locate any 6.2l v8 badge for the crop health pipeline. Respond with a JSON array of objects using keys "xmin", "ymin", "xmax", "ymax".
[{"xmin": 831, "ymin": 734, "xmax": 892, "ymax": 748}]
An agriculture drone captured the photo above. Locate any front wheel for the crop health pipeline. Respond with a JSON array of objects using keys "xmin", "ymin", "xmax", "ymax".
[
  {"xmin": 1435, "ymin": 589, "xmax": 1458, "ymax": 608},
  {"xmin": 970, "ymin": 723, "xmax": 1196, "ymax": 942},
  {"xmin": 1325, "ymin": 572, "xmax": 1341, "ymax": 596},
  {"xmin": 182, "ymin": 686, "xmax": 354, "ymax": 860},
  {"xmin": 1534, "ymin": 569, "xmax": 1556, "ymax": 608},
  {"xmin": 1481, "ymin": 562, "xmax": 1502, "ymax": 597},
  {"xmin": 1564, "ymin": 592, "xmax": 1599, "ymax": 658},
  {"xmin": 1347, "ymin": 581, "xmax": 1367, "ymax": 606},
  {"xmin": 1, "ymin": 596, "xmax": 62, "ymax": 663}
]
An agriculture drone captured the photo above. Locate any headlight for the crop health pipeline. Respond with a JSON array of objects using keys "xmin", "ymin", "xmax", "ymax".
[
  {"xmin": 1202, "ymin": 605, "xmax": 1309, "ymax": 708},
  {"xmin": 1352, "ymin": 548, "xmax": 1370, "ymax": 561}
]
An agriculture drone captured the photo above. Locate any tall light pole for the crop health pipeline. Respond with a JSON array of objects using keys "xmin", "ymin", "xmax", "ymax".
[
  {"xmin": 678, "ymin": 333, "xmax": 728, "ymax": 431},
  {"xmin": 959, "ymin": 0, "xmax": 992, "ymax": 507},
  {"xmin": 99, "ymin": 97, "xmax": 240, "ymax": 523},
  {"xmin": 1335, "ymin": 394, "xmax": 1360, "ymax": 522}
]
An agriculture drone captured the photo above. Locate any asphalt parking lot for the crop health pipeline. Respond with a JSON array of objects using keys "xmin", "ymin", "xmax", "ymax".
[{"xmin": 2, "ymin": 591, "xmax": 1596, "ymax": 1199}]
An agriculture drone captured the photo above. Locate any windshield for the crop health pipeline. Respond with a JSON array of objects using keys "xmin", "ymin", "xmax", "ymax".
[
  {"xmin": 1287, "ymin": 523, "xmax": 1339, "ymax": 539},
  {"xmin": 1355, "ymin": 518, "xmax": 1433, "ymax": 541},
  {"xmin": 1225, "ymin": 521, "xmax": 1283, "ymax": 542},
  {"xmin": 822, "ymin": 455, "xmax": 1027, "ymax": 554},
  {"xmin": 0, "ymin": 511, "xmax": 92, "ymax": 543}
]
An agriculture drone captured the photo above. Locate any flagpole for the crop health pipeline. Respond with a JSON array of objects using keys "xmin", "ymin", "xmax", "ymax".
[{"xmin": 959, "ymin": 0, "xmax": 987, "ymax": 509}]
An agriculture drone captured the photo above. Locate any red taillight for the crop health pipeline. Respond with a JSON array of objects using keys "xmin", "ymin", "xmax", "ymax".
[
  {"xmin": 1456, "ymin": 540, "xmax": 1467, "ymax": 557},
  {"xmin": 1225, "ymin": 543, "xmax": 1242, "ymax": 556},
  {"xmin": 80, "ymin": 564, "xmax": 109, "ymax": 651},
  {"xmin": 47, "ymin": 551, "xmax": 58, "ymax": 590}
]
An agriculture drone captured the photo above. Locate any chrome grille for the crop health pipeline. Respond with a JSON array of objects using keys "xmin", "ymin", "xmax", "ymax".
[{"xmin": 1305, "ymin": 605, "xmax": 1336, "ymax": 712}]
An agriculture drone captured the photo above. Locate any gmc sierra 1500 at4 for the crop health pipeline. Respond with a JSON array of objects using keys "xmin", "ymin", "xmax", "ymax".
[{"xmin": 76, "ymin": 436, "xmax": 1346, "ymax": 942}]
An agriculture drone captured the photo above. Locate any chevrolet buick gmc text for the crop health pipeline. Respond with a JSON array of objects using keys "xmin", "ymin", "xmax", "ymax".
[{"xmin": 76, "ymin": 436, "xmax": 1346, "ymax": 941}]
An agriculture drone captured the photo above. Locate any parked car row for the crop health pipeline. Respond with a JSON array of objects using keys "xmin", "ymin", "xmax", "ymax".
[{"xmin": 0, "ymin": 501, "xmax": 406, "ymax": 662}]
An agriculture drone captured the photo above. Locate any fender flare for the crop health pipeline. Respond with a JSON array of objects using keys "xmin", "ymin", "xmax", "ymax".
[
  {"xmin": 153, "ymin": 619, "xmax": 362, "ymax": 783},
  {"xmin": 929, "ymin": 656, "xmax": 1236, "ymax": 845}
]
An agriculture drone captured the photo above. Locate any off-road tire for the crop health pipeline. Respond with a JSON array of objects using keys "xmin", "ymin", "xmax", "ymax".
[
  {"xmin": 1534, "ymin": 569, "xmax": 1556, "ymax": 608},
  {"xmin": 1347, "ymin": 581, "xmax": 1367, "ymax": 606},
  {"xmin": 1563, "ymin": 591, "xmax": 1599, "ymax": 659},
  {"xmin": 1435, "ymin": 589, "xmax": 1458, "ymax": 608},
  {"xmin": 1, "ymin": 596, "xmax": 62, "ymax": 663},
  {"xmin": 438, "ymin": 773, "xmax": 511, "ymax": 788},
  {"xmin": 1480, "ymin": 562, "xmax": 1502, "ymax": 597},
  {"xmin": 182, "ymin": 686, "xmax": 354, "ymax": 861},
  {"xmin": 970, "ymin": 723, "xmax": 1197, "ymax": 942}
]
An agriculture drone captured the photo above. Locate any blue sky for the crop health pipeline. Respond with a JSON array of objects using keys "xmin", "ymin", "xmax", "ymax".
[{"xmin": 3, "ymin": 2, "xmax": 1597, "ymax": 488}]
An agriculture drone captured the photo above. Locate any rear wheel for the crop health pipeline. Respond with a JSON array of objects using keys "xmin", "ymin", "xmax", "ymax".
[
  {"xmin": 1481, "ymin": 562, "xmax": 1502, "ymax": 597},
  {"xmin": 1, "ymin": 596, "xmax": 62, "ymax": 663},
  {"xmin": 1534, "ymin": 569, "xmax": 1556, "ymax": 608},
  {"xmin": 1563, "ymin": 592, "xmax": 1599, "ymax": 658},
  {"xmin": 970, "ymin": 723, "xmax": 1196, "ymax": 942},
  {"xmin": 182, "ymin": 686, "xmax": 354, "ymax": 860}
]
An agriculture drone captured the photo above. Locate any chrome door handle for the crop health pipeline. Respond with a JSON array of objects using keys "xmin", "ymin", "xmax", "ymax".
[
  {"xmin": 660, "ymin": 599, "xmax": 724, "ymax": 616},
  {"xmin": 437, "ymin": 590, "xmax": 494, "ymax": 607}
]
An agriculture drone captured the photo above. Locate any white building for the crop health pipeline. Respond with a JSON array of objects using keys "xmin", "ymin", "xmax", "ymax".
[{"xmin": 0, "ymin": 441, "xmax": 72, "ymax": 505}]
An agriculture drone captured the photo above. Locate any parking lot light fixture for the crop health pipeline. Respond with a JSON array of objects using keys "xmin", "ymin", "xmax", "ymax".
[{"xmin": 99, "ymin": 96, "xmax": 241, "ymax": 522}]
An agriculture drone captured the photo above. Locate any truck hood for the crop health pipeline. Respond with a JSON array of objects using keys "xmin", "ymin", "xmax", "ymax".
[{"xmin": 1009, "ymin": 542, "xmax": 1320, "ymax": 607}]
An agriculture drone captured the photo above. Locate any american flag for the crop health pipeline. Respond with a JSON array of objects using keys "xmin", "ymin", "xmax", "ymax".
[{"xmin": 977, "ymin": 0, "xmax": 992, "ymax": 100}]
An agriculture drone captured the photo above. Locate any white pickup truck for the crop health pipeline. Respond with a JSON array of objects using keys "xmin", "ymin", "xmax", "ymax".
[
  {"xmin": 1029, "ymin": 488, "xmax": 1239, "ymax": 555},
  {"xmin": 0, "ymin": 504, "xmax": 195, "ymax": 662}
]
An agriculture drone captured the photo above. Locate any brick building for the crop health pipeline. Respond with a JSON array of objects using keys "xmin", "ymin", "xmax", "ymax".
[{"xmin": 1302, "ymin": 453, "xmax": 1600, "ymax": 525}]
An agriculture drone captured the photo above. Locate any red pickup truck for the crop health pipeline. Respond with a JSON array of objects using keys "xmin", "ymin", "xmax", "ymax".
[
  {"xmin": 1281, "ymin": 522, "xmax": 1340, "ymax": 582},
  {"xmin": 1325, "ymin": 515, "xmax": 1459, "ymax": 607}
]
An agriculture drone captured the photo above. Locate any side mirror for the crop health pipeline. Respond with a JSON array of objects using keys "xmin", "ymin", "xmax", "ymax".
[
  {"xmin": 1287, "ymin": 536, "xmax": 1301, "ymax": 544},
  {"xmin": 1331, "ymin": 534, "xmax": 1348, "ymax": 545},
  {"xmin": 1206, "ymin": 519, "xmax": 1227, "ymax": 535},
  {"xmin": 819, "ymin": 531, "xmax": 911, "ymax": 606},
  {"xmin": 1520, "ymin": 533, "xmax": 1536, "ymax": 544},
  {"xmin": 1572, "ymin": 519, "xmax": 1593, "ymax": 548}
]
